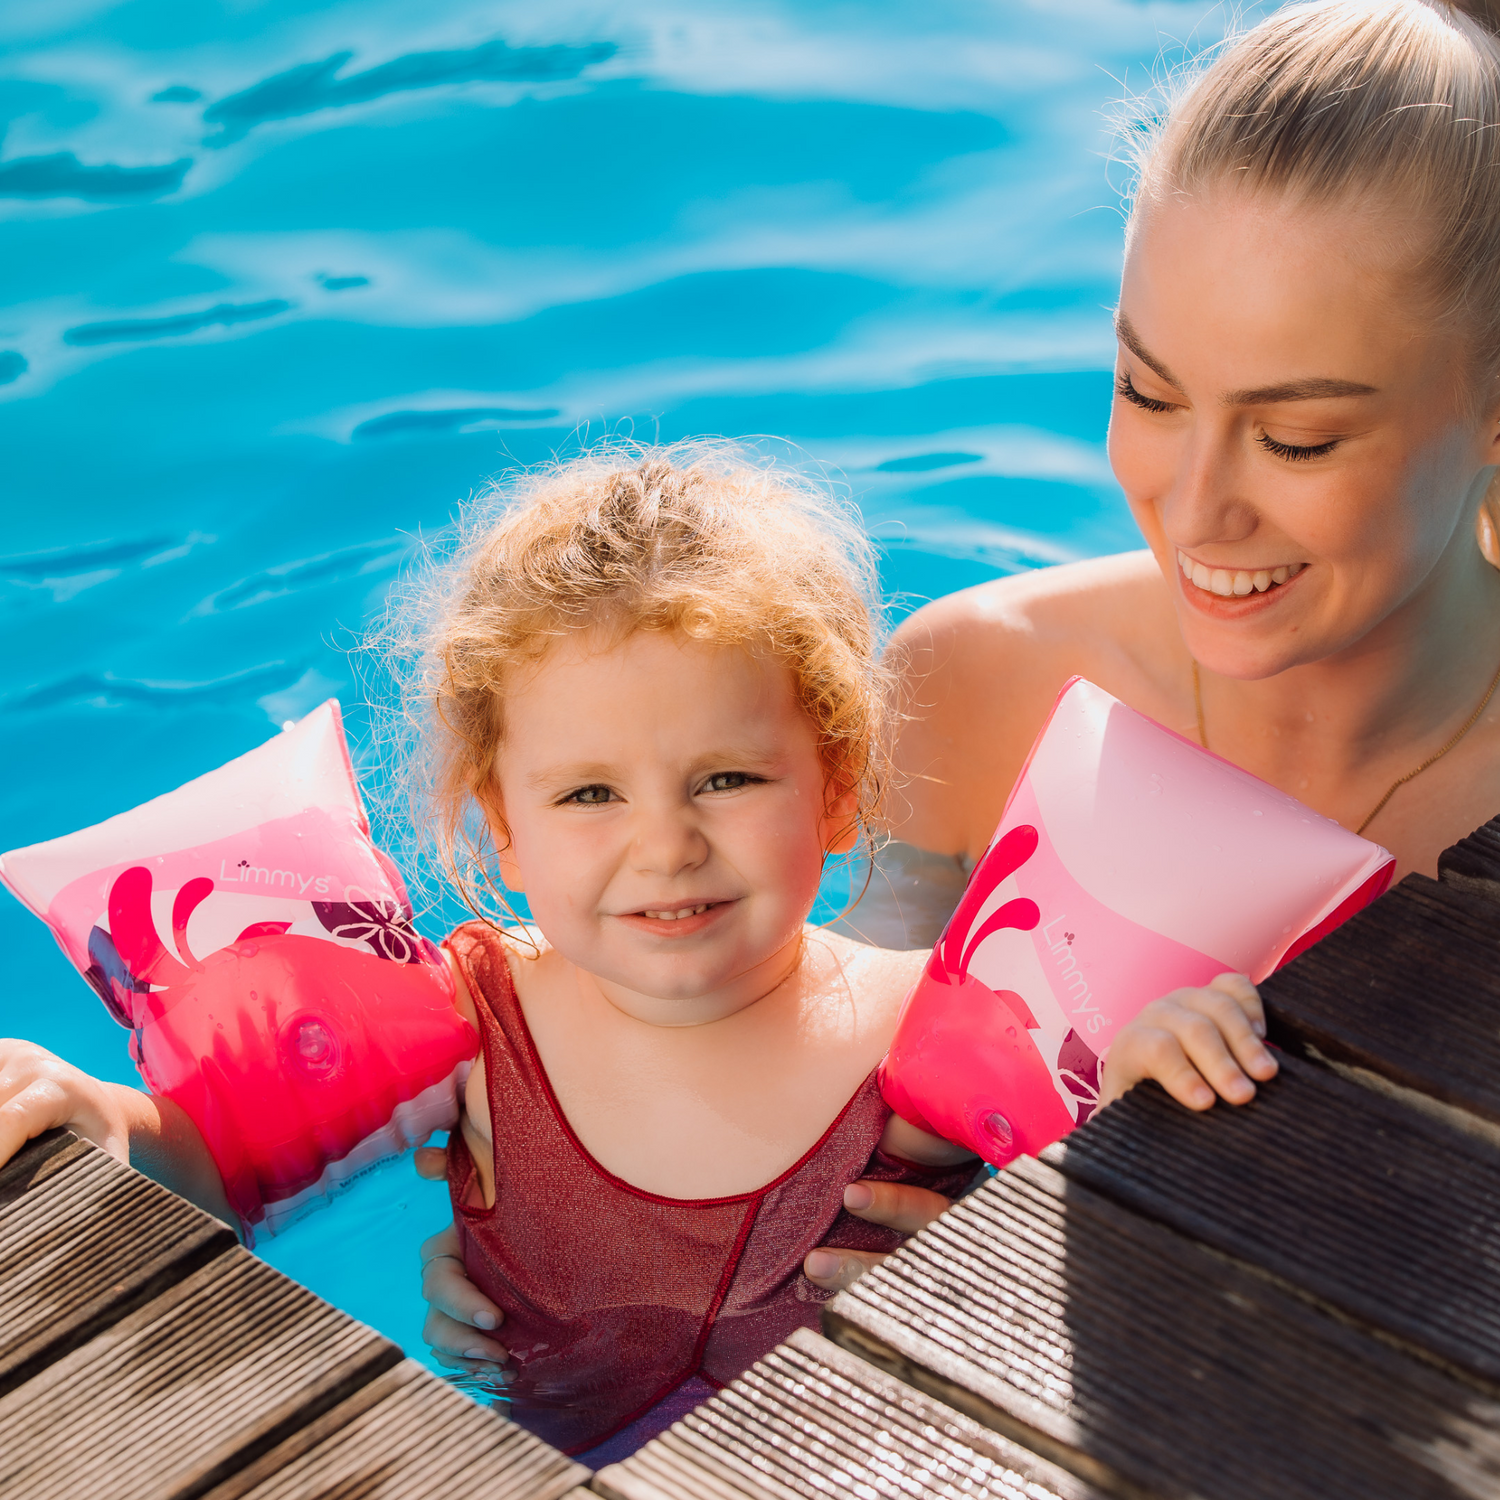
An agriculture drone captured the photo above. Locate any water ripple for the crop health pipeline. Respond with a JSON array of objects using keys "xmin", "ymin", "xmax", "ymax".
[
  {"xmin": 9, "ymin": 661, "xmax": 305, "ymax": 713},
  {"xmin": 194, "ymin": 538, "xmax": 410, "ymax": 615},
  {"xmin": 352, "ymin": 406, "xmax": 559, "ymax": 440},
  {"xmin": 203, "ymin": 38, "xmax": 618, "ymax": 145},
  {"xmin": 63, "ymin": 299, "xmax": 292, "ymax": 346},
  {"xmin": 0, "ymin": 151, "xmax": 191, "ymax": 201}
]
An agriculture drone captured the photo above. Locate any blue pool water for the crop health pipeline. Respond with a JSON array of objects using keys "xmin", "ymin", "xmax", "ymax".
[{"xmin": 0, "ymin": 0, "xmax": 1266, "ymax": 1370}]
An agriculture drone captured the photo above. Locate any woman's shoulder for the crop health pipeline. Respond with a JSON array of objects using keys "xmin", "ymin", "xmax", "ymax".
[
  {"xmin": 886, "ymin": 550, "xmax": 1189, "ymax": 858},
  {"xmin": 893, "ymin": 550, "xmax": 1172, "ymax": 667}
]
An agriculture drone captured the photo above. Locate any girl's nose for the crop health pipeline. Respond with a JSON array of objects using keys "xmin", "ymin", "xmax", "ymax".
[{"xmin": 629, "ymin": 808, "xmax": 708, "ymax": 877}]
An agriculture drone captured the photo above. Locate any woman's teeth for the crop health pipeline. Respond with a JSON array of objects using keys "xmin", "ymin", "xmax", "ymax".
[
  {"xmin": 642, "ymin": 904, "xmax": 710, "ymax": 921},
  {"xmin": 1177, "ymin": 550, "xmax": 1305, "ymax": 598}
]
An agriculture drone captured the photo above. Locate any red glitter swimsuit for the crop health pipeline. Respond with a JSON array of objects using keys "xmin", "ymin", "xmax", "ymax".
[{"xmin": 444, "ymin": 922, "xmax": 976, "ymax": 1455}]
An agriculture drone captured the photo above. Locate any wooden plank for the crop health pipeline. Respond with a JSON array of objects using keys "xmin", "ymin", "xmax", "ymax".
[
  {"xmin": 0, "ymin": 1243, "xmax": 403, "ymax": 1500},
  {"xmin": 592, "ymin": 1326, "xmax": 1098, "ymax": 1500},
  {"xmin": 1040, "ymin": 1053, "xmax": 1500, "ymax": 1388},
  {"xmin": 0, "ymin": 1128, "xmax": 236, "ymax": 1396},
  {"xmin": 1261, "ymin": 873, "xmax": 1500, "ymax": 1127},
  {"xmin": 824, "ymin": 1157, "xmax": 1500, "ymax": 1500},
  {"xmin": 203, "ymin": 1357, "xmax": 588, "ymax": 1500},
  {"xmin": 1437, "ymin": 814, "xmax": 1500, "ymax": 898}
]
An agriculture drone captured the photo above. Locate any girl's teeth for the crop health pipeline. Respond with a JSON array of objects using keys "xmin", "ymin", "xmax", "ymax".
[
  {"xmin": 645, "ymin": 904, "xmax": 709, "ymax": 921},
  {"xmin": 1176, "ymin": 551, "xmax": 1304, "ymax": 597}
]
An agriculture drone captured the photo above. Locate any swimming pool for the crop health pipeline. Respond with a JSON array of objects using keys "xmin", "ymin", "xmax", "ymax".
[{"xmin": 0, "ymin": 0, "xmax": 1269, "ymax": 1371}]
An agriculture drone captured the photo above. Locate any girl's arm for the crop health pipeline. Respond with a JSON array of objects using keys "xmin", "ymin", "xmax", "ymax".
[
  {"xmin": 1099, "ymin": 973, "xmax": 1279, "ymax": 1111},
  {"xmin": 0, "ymin": 1038, "xmax": 237, "ymax": 1230}
]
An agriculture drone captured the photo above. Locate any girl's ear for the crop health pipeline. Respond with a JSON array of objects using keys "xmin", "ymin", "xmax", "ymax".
[
  {"xmin": 822, "ymin": 782, "xmax": 861, "ymax": 856},
  {"xmin": 477, "ymin": 779, "xmax": 525, "ymax": 893}
]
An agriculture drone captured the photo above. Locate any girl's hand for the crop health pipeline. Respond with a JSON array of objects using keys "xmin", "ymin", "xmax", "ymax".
[
  {"xmin": 416, "ymin": 1223, "xmax": 511, "ymax": 1380},
  {"xmin": 1100, "ymin": 973, "xmax": 1278, "ymax": 1112},
  {"xmin": 0, "ymin": 1039, "xmax": 131, "ymax": 1166},
  {"xmin": 803, "ymin": 1180, "xmax": 953, "ymax": 1292}
]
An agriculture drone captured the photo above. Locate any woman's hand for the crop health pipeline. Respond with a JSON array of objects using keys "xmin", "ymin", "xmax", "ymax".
[
  {"xmin": 413, "ymin": 1148, "xmax": 509, "ymax": 1378},
  {"xmin": 1100, "ymin": 973, "xmax": 1278, "ymax": 1112},
  {"xmin": 802, "ymin": 1179, "xmax": 954, "ymax": 1293},
  {"xmin": 0, "ymin": 1039, "xmax": 132, "ymax": 1166}
]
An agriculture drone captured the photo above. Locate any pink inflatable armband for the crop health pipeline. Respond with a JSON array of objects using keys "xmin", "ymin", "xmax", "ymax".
[
  {"xmin": 0, "ymin": 702, "xmax": 476, "ymax": 1240},
  {"xmin": 879, "ymin": 677, "xmax": 1394, "ymax": 1167}
]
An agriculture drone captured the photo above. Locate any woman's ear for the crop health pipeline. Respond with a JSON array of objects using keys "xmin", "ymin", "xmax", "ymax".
[{"xmin": 1479, "ymin": 470, "xmax": 1500, "ymax": 571}]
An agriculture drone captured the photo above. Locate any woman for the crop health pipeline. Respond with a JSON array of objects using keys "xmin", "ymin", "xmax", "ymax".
[{"xmin": 418, "ymin": 0, "xmax": 1500, "ymax": 1378}]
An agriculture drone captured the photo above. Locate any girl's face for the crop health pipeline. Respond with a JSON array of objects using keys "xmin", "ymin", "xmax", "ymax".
[
  {"xmin": 1110, "ymin": 190, "xmax": 1500, "ymax": 680},
  {"xmin": 487, "ymin": 629, "xmax": 852, "ymax": 1020}
]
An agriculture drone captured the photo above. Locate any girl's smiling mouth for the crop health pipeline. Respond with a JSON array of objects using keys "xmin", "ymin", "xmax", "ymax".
[{"xmin": 614, "ymin": 900, "xmax": 735, "ymax": 937}]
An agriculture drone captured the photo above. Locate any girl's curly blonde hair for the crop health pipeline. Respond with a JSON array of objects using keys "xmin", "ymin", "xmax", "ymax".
[{"xmin": 397, "ymin": 441, "xmax": 888, "ymax": 923}]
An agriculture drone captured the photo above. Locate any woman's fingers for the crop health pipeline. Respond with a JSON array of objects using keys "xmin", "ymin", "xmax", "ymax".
[
  {"xmin": 840, "ymin": 1179, "xmax": 952, "ymax": 1236},
  {"xmin": 803, "ymin": 1247, "xmax": 888, "ymax": 1292},
  {"xmin": 419, "ymin": 1226, "xmax": 506, "ymax": 1342},
  {"xmin": 421, "ymin": 1306, "xmax": 511, "ymax": 1374},
  {"xmin": 412, "ymin": 1146, "xmax": 447, "ymax": 1181}
]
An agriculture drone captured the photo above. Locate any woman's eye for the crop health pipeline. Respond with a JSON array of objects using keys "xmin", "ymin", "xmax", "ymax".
[
  {"xmin": 1115, "ymin": 370, "xmax": 1177, "ymax": 414},
  {"xmin": 565, "ymin": 785, "xmax": 615, "ymax": 805},
  {"xmin": 1256, "ymin": 432, "xmax": 1340, "ymax": 463},
  {"xmin": 701, "ymin": 771, "xmax": 758, "ymax": 794}
]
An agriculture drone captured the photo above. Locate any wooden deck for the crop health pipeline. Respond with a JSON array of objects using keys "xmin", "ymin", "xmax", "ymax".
[{"xmin": 6, "ymin": 824, "xmax": 1500, "ymax": 1497}]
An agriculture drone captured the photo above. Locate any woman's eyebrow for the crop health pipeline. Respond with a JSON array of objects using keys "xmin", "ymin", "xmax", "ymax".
[
  {"xmin": 1114, "ymin": 313, "xmax": 1184, "ymax": 389},
  {"xmin": 1222, "ymin": 376, "xmax": 1377, "ymax": 406}
]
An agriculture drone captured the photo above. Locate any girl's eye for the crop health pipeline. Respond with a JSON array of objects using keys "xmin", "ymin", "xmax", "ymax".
[
  {"xmin": 1256, "ymin": 432, "xmax": 1340, "ymax": 463},
  {"xmin": 701, "ymin": 771, "xmax": 760, "ymax": 794},
  {"xmin": 1115, "ymin": 370, "xmax": 1178, "ymax": 414},
  {"xmin": 565, "ymin": 785, "xmax": 615, "ymax": 805}
]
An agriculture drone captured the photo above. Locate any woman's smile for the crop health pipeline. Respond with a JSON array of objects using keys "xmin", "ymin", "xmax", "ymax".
[{"xmin": 1176, "ymin": 549, "xmax": 1307, "ymax": 598}]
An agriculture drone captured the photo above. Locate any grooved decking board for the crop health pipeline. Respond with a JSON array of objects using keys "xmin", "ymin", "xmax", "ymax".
[
  {"xmin": 1261, "ymin": 873, "xmax": 1500, "ymax": 1124},
  {"xmin": 0, "ymin": 1127, "xmax": 236, "ymax": 1395},
  {"xmin": 825, "ymin": 1157, "xmax": 1500, "ymax": 1500},
  {"xmin": 593, "ymin": 1327, "xmax": 1098, "ymax": 1500},
  {"xmin": 203, "ymin": 1357, "xmax": 588, "ymax": 1500},
  {"xmin": 1040, "ymin": 1053, "xmax": 1500, "ymax": 1388},
  {"xmin": 0, "ymin": 1242, "xmax": 403, "ymax": 1500},
  {"xmin": 1438, "ymin": 814, "xmax": 1500, "ymax": 898}
]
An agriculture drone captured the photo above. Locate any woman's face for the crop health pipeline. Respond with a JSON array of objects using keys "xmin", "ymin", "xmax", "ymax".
[{"xmin": 1110, "ymin": 189, "xmax": 1500, "ymax": 680}]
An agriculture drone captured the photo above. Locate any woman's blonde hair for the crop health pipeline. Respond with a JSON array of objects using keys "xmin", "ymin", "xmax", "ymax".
[
  {"xmin": 1130, "ymin": 0, "xmax": 1500, "ymax": 389},
  {"xmin": 396, "ymin": 441, "xmax": 887, "ymax": 921}
]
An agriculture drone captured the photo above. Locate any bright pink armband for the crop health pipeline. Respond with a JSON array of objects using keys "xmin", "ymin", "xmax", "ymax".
[
  {"xmin": 0, "ymin": 702, "xmax": 476, "ymax": 1240},
  {"xmin": 879, "ymin": 677, "xmax": 1395, "ymax": 1167}
]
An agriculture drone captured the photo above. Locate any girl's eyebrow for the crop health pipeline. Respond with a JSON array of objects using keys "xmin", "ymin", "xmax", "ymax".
[{"xmin": 1115, "ymin": 311, "xmax": 1377, "ymax": 406}]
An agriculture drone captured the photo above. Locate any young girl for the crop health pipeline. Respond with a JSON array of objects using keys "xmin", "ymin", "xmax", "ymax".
[{"xmin": 398, "ymin": 446, "xmax": 978, "ymax": 1456}]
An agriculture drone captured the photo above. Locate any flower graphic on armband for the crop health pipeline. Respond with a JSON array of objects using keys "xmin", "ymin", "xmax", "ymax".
[{"xmin": 312, "ymin": 888, "xmax": 427, "ymax": 964}]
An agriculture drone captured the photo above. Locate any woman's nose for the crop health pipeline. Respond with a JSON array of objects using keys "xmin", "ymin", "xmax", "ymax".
[{"xmin": 1161, "ymin": 421, "xmax": 1257, "ymax": 547}]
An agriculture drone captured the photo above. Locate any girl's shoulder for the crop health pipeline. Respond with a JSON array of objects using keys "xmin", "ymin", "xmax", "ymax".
[
  {"xmin": 805, "ymin": 926, "xmax": 926, "ymax": 1027},
  {"xmin": 443, "ymin": 921, "xmax": 554, "ymax": 1027}
]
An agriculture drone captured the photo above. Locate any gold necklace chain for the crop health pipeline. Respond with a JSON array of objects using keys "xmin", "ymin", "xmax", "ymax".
[{"xmin": 1191, "ymin": 657, "xmax": 1500, "ymax": 837}]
